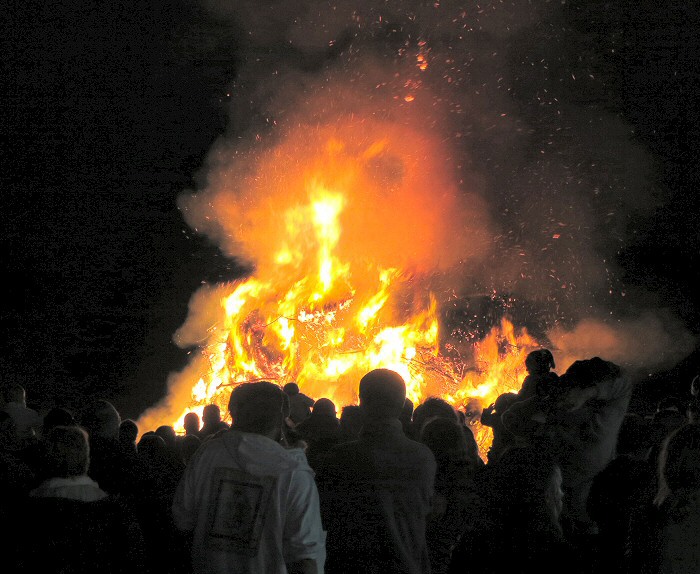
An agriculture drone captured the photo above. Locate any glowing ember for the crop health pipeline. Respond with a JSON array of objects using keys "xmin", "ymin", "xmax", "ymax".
[{"xmin": 168, "ymin": 130, "xmax": 543, "ymax": 459}]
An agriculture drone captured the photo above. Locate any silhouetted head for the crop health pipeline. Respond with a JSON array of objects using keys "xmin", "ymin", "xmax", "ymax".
[
  {"xmin": 339, "ymin": 405, "xmax": 364, "ymax": 441},
  {"xmin": 80, "ymin": 399, "xmax": 121, "ymax": 440},
  {"xmin": 228, "ymin": 381, "xmax": 285, "ymax": 436},
  {"xmin": 42, "ymin": 425, "xmax": 91, "ymax": 478},
  {"xmin": 359, "ymin": 369, "xmax": 406, "ymax": 420},
  {"xmin": 525, "ymin": 349, "xmax": 556, "ymax": 375},
  {"xmin": 2, "ymin": 383, "xmax": 26, "ymax": 405},
  {"xmin": 119, "ymin": 419, "xmax": 139, "ymax": 444},
  {"xmin": 412, "ymin": 397, "xmax": 458, "ymax": 438},
  {"xmin": 42, "ymin": 407, "xmax": 76, "ymax": 434},
  {"xmin": 420, "ymin": 417, "xmax": 473, "ymax": 466},
  {"xmin": 202, "ymin": 404, "xmax": 222, "ymax": 425},
  {"xmin": 183, "ymin": 412, "xmax": 200, "ymax": 435},
  {"xmin": 283, "ymin": 382, "xmax": 300, "ymax": 396},
  {"xmin": 155, "ymin": 425, "xmax": 177, "ymax": 448},
  {"xmin": 311, "ymin": 398, "xmax": 337, "ymax": 418},
  {"xmin": 138, "ymin": 432, "xmax": 167, "ymax": 458}
]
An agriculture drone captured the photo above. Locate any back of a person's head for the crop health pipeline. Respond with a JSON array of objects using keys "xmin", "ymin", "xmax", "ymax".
[
  {"xmin": 420, "ymin": 417, "xmax": 471, "ymax": 464},
  {"xmin": 183, "ymin": 412, "xmax": 200, "ymax": 434},
  {"xmin": 412, "ymin": 397, "xmax": 458, "ymax": 437},
  {"xmin": 283, "ymin": 382, "xmax": 300, "ymax": 396},
  {"xmin": 155, "ymin": 425, "xmax": 177, "ymax": 447},
  {"xmin": 43, "ymin": 425, "xmax": 90, "ymax": 478},
  {"xmin": 80, "ymin": 399, "xmax": 121, "ymax": 440},
  {"xmin": 358, "ymin": 369, "xmax": 406, "ymax": 420},
  {"xmin": 42, "ymin": 407, "xmax": 76, "ymax": 435},
  {"xmin": 2, "ymin": 383, "xmax": 26, "ymax": 405},
  {"xmin": 119, "ymin": 419, "xmax": 139, "ymax": 443},
  {"xmin": 525, "ymin": 349, "xmax": 555, "ymax": 375},
  {"xmin": 228, "ymin": 381, "xmax": 284, "ymax": 435},
  {"xmin": 311, "ymin": 398, "xmax": 337, "ymax": 418},
  {"xmin": 657, "ymin": 423, "xmax": 700, "ymax": 501},
  {"xmin": 339, "ymin": 405, "xmax": 364, "ymax": 440},
  {"xmin": 202, "ymin": 404, "xmax": 222, "ymax": 424},
  {"xmin": 138, "ymin": 432, "xmax": 167, "ymax": 458}
]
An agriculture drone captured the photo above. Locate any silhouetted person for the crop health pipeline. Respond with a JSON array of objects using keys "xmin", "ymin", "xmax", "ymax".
[
  {"xmin": 449, "ymin": 446, "xmax": 578, "ymax": 574},
  {"xmin": 627, "ymin": 423, "xmax": 700, "ymax": 573},
  {"xmin": 138, "ymin": 431, "xmax": 188, "ymax": 574},
  {"xmin": 295, "ymin": 397, "xmax": 341, "ymax": 471},
  {"xmin": 118, "ymin": 418, "xmax": 139, "ymax": 457},
  {"xmin": 480, "ymin": 391, "xmax": 521, "ymax": 464},
  {"xmin": 586, "ymin": 413, "xmax": 657, "ymax": 572},
  {"xmin": 1, "ymin": 383, "xmax": 41, "ymax": 451},
  {"xmin": 198, "ymin": 403, "xmax": 230, "ymax": 441},
  {"xmin": 420, "ymin": 417, "xmax": 482, "ymax": 574},
  {"xmin": 12, "ymin": 425, "xmax": 147, "ymax": 573},
  {"xmin": 518, "ymin": 348, "xmax": 558, "ymax": 400},
  {"xmin": 503, "ymin": 357, "xmax": 633, "ymax": 549},
  {"xmin": 42, "ymin": 407, "xmax": 76, "ymax": 436},
  {"xmin": 80, "ymin": 399, "xmax": 145, "ymax": 499},
  {"xmin": 317, "ymin": 368, "xmax": 436, "ymax": 574},
  {"xmin": 173, "ymin": 381, "xmax": 325, "ymax": 573},
  {"xmin": 283, "ymin": 382, "xmax": 315, "ymax": 425}
]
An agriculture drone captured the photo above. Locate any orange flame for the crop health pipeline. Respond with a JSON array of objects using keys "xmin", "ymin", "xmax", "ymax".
[{"xmin": 169, "ymin": 129, "xmax": 543, "ymax": 459}]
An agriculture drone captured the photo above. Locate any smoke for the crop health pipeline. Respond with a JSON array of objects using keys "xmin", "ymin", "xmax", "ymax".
[{"xmin": 136, "ymin": 1, "xmax": 694, "ymax": 428}]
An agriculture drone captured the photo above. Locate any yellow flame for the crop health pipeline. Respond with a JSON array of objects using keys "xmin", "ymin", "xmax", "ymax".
[{"xmin": 171, "ymin": 138, "xmax": 542, "ymax": 461}]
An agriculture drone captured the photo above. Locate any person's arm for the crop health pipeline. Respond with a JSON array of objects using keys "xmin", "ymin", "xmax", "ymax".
[{"xmin": 283, "ymin": 469, "xmax": 326, "ymax": 572}]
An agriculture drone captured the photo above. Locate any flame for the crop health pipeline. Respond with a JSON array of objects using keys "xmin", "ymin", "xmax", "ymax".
[{"xmin": 167, "ymin": 131, "xmax": 543, "ymax": 460}]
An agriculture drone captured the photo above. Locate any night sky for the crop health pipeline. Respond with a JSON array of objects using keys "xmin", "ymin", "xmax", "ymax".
[{"xmin": 4, "ymin": 1, "xmax": 699, "ymax": 423}]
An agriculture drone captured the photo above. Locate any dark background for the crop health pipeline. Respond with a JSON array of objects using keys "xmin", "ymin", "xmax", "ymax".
[{"xmin": 3, "ymin": 1, "xmax": 699, "ymax": 421}]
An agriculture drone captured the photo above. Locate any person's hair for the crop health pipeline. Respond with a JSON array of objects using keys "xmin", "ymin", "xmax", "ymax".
[
  {"xmin": 283, "ymin": 382, "xmax": 300, "ymax": 396},
  {"xmin": 339, "ymin": 405, "xmax": 364, "ymax": 441},
  {"xmin": 119, "ymin": 419, "xmax": 139, "ymax": 443},
  {"xmin": 80, "ymin": 399, "xmax": 121, "ymax": 439},
  {"xmin": 183, "ymin": 412, "xmax": 200, "ymax": 433},
  {"xmin": 155, "ymin": 425, "xmax": 177, "ymax": 447},
  {"xmin": 228, "ymin": 381, "xmax": 285, "ymax": 435},
  {"xmin": 525, "ymin": 349, "xmax": 555, "ymax": 375},
  {"xmin": 42, "ymin": 407, "xmax": 76, "ymax": 434},
  {"xmin": 412, "ymin": 397, "xmax": 458, "ymax": 437},
  {"xmin": 311, "ymin": 398, "xmax": 336, "ymax": 418},
  {"xmin": 42, "ymin": 425, "xmax": 90, "ymax": 478},
  {"xmin": 655, "ymin": 423, "xmax": 700, "ymax": 506},
  {"xmin": 358, "ymin": 369, "xmax": 406, "ymax": 419},
  {"xmin": 202, "ymin": 404, "xmax": 222, "ymax": 424},
  {"xmin": 420, "ymin": 417, "xmax": 471, "ymax": 465}
]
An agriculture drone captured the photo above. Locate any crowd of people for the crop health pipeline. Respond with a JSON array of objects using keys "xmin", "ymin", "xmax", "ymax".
[{"xmin": 1, "ymin": 352, "xmax": 699, "ymax": 573}]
